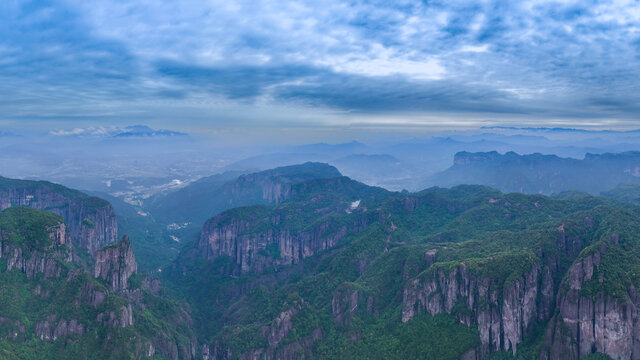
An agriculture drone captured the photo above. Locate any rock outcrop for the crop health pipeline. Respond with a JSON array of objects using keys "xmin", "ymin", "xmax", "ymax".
[
  {"xmin": 0, "ymin": 205, "xmax": 198, "ymax": 360},
  {"xmin": 332, "ymin": 284, "xmax": 377, "ymax": 326},
  {"xmin": 224, "ymin": 162, "xmax": 342, "ymax": 205},
  {"xmin": 0, "ymin": 177, "xmax": 118, "ymax": 254},
  {"xmin": 402, "ymin": 261, "xmax": 554, "ymax": 357},
  {"xmin": 97, "ymin": 304, "xmax": 134, "ymax": 328},
  {"xmin": 541, "ymin": 238, "xmax": 640, "ymax": 360},
  {"xmin": 239, "ymin": 299, "xmax": 322, "ymax": 360},
  {"xmin": 198, "ymin": 211, "xmax": 366, "ymax": 274},
  {"xmin": 35, "ymin": 314, "xmax": 85, "ymax": 340},
  {"xmin": 434, "ymin": 150, "xmax": 640, "ymax": 195},
  {"xmin": 93, "ymin": 235, "xmax": 137, "ymax": 292},
  {"xmin": 0, "ymin": 221, "xmax": 72, "ymax": 278}
]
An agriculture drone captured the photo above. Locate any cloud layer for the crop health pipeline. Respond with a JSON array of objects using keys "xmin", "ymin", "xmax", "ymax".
[{"xmin": 1, "ymin": 0, "xmax": 640, "ymax": 130}]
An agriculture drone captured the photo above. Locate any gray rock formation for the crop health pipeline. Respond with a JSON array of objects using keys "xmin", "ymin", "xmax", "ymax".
[
  {"xmin": 225, "ymin": 163, "xmax": 342, "ymax": 205},
  {"xmin": 35, "ymin": 314, "xmax": 85, "ymax": 340},
  {"xmin": 332, "ymin": 284, "xmax": 377, "ymax": 326},
  {"xmin": 240, "ymin": 299, "xmax": 322, "ymax": 360},
  {"xmin": 402, "ymin": 262, "xmax": 554, "ymax": 357},
  {"xmin": 541, "ymin": 237, "xmax": 640, "ymax": 360},
  {"xmin": 97, "ymin": 304, "xmax": 134, "ymax": 328},
  {"xmin": 93, "ymin": 235, "xmax": 137, "ymax": 291},
  {"xmin": 0, "ymin": 221, "xmax": 72, "ymax": 278},
  {"xmin": 0, "ymin": 177, "xmax": 118, "ymax": 254},
  {"xmin": 198, "ymin": 213, "xmax": 352, "ymax": 274}
]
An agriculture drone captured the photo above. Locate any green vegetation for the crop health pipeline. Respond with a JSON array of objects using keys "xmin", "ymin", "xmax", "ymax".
[
  {"xmin": 164, "ymin": 178, "xmax": 640, "ymax": 359},
  {"xmin": 88, "ymin": 191, "xmax": 181, "ymax": 271},
  {"xmin": 0, "ymin": 207, "xmax": 63, "ymax": 248},
  {"xmin": 81, "ymin": 218, "xmax": 95, "ymax": 228},
  {"xmin": 7, "ymin": 167, "xmax": 640, "ymax": 359},
  {"xmin": 601, "ymin": 183, "xmax": 640, "ymax": 203},
  {"xmin": 0, "ymin": 205, "xmax": 195, "ymax": 359}
]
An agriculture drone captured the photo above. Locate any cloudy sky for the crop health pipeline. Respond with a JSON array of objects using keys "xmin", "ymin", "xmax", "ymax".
[{"xmin": 1, "ymin": 0, "xmax": 640, "ymax": 135}]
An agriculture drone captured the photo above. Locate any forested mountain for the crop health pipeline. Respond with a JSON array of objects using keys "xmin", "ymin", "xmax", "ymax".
[
  {"xmin": 165, "ymin": 169, "xmax": 640, "ymax": 360},
  {"xmin": 431, "ymin": 151, "xmax": 640, "ymax": 195},
  {"xmin": 0, "ymin": 207, "xmax": 197, "ymax": 359},
  {"xmin": 145, "ymin": 163, "xmax": 342, "ymax": 239},
  {"xmin": 7, "ymin": 163, "xmax": 640, "ymax": 359},
  {"xmin": 601, "ymin": 183, "xmax": 640, "ymax": 204},
  {"xmin": 0, "ymin": 176, "xmax": 117, "ymax": 255}
]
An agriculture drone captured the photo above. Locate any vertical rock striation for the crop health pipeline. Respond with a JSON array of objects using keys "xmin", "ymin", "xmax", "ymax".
[
  {"xmin": 198, "ymin": 212, "xmax": 366, "ymax": 274},
  {"xmin": 402, "ymin": 262, "xmax": 554, "ymax": 357},
  {"xmin": 93, "ymin": 235, "xmax": 137, "ymax": 292},
  {"xmin": 0, "ymin": 221, "xmax": 72, "ymax": 278},
  {"xmin": 541, "ymin": 238, "xmax": 640, "ymax": 360},
  {"xmin": 224, "ymin": 163, "xmax": 343, "ymax": 205},
  {"xmin": 0, "ymin": 177, "xmax": 118, "ymax": 255}
]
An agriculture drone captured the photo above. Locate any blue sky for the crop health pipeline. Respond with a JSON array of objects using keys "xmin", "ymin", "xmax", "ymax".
[{"xmin": 1, "ymin": 0, "xmax": 640, "ymax": 134}]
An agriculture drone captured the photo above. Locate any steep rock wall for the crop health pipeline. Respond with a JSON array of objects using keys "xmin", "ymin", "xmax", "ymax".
[
  {"xmin": 198, "ymin": 213, "xmax": 368, "ymax": 274},
  {"xmin": 541, "ymin": 239, "xmax": 640, "ymax": 360},
  {"xmin": 93, "ymin": 235, "xmax": 137, "ymax": 291},
  {"xmin": 402, "ymin": 262, "xmax": 554, "ymax": 357},
  {"xmin": 0, "ymin": 184, "xmax": 117, "ymax": 255},
  {"xmin": 0, "ymin": 222, "xmax": 72, "ymax": 278}
]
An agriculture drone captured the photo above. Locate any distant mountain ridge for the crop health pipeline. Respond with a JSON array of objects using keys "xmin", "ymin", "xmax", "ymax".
[
  {"xmin": 432, "ymin": 150, "xmax": 640, "ymax": 195},
  {"xmin": 49, "ymin": 125, "xmax": 187, "ymax": 138},
  {"xmin": 146, "ymin": 162, "xmax": 343, "ymax": 231}
]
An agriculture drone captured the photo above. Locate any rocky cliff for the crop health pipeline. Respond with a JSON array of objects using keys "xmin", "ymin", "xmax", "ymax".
[
  {"xmin": 148, "ymin": 162, "xmax": 344, "ymax": 229},
  {"xmin": 222, "ymin": 162, "xmax": 342, "ymax": 205},
  {"xmin": 198, "ymin": 212, "xmax": 353, "ymax": 274},
  {"xmin": 196, "ymin": 176, "xmax": 388, "ymax": 274},
  {"xmin": 0, "ymin": 176, "xmax": 118, "ymax": 255},
  {"xmin": 541, "ymin": 234, "xmax": 640, "ymax": 360},
  {"xmin": 0, "ymin": 213, "xmax": 72, "ymax": 278},
  {"xmin": 433, "ymin": 150, "xmax": 640, "ymax": 195},
  {"xmin": 0, "ymin": 206, "xmax": 198, "ymax": 359},
  {"xmin": 399, "ymin": 208, "xmax": 611, "ymax": 359},
  {"xmin": 94, "ymin": 235, "xmax": 138, "ymax": 292},
  {"xmin": 173, "ymin": 182, "xmax": 640, "ymax": 360},
  {"xmin": 209, "ymin": 298, "xmax": 323, "ymax": 360},
  {"xmin": 402, "ymin": 260, "xmax": 554, "ymax": 357}
]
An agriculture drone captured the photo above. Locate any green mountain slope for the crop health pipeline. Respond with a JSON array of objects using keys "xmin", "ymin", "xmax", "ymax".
[
  {"xmin": 166, "ymin": 177, "xmax": 640, "ymax": 360},
  {"xmin": 145, "ymin": 163, "xmax": 343, "ymax": 245},
  {"xmin": 87, "ymin": 191, "xmax": 179, "ymax": 272},
  {"xmin": 0, "ymin": 176, "xmax": 118, "ymax": 255},
  {"xmin": 0, "ymin": 207, "xmax": 198, "ymax": 360}
]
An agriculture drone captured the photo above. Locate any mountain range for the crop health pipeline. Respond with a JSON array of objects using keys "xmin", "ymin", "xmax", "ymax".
[
  {"xmin": 431, "ymin": 151, "xmax": 640, "ymax": 195},
  {"xmin": 5, "ymin": 159, "xmax": 640, "ymax": 359}
]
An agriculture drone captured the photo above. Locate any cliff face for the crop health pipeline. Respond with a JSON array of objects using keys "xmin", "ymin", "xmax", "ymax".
[
  {"xmin": 0, "ymin": 178, "xmax": 118, "ymax": 255},
  {"xmin": 209, "ymin": 299, "xmax": 322, "ymax": 360},
  {"xmin": 0, "ymin": 221, "xmax": 72, "ymax": 278},
  {"xmin": 224, "ymin": 163, "xmax": 343, "ymax": 206},
  {"xmin": 402, "ymin": 261, "xmax": 554, "ymax": 356},
  {"xmin": 228, "ymin": 173, "xmax": 294, "ymax": 205},
  {"xmin": 175, "ymin": 179, "xmax": 640, "ymax": 360},
  {"xmin": 196, "ymin": 175, "xmax": 388, "ymax": 275},
  {"xmin": 0, "ymin": 206, "xmax": 198, "ymax": 360},
  {"xmin": 199, "ymin": 215, "xmax": 351, "ymax": 274},
  {"xmin": 541, "ymin": 237, "xmax": 640, "ymax": 360},
  {"xmin": 93, "ymin": 235, "xmax": 138, "ymax": 292}
]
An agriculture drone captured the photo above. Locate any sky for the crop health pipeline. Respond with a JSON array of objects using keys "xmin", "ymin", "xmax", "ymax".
[{"xmin": 1, "ymin": 0, "xmax": 640, "ymax": 136}]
